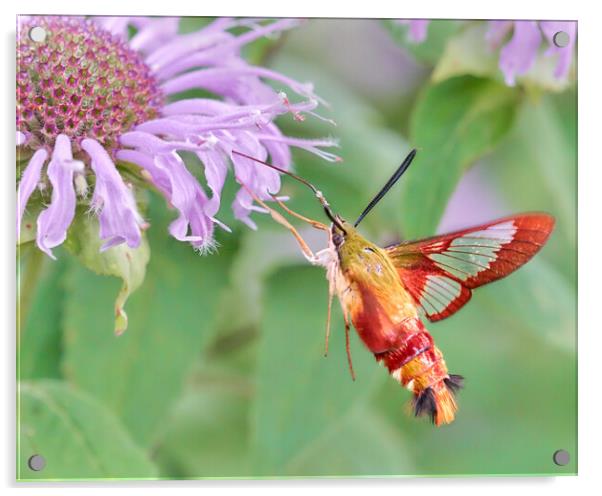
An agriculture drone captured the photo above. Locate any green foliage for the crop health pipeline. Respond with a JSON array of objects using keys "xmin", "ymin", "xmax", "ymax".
[
  {"xmin": 154, "ymin": 366, "xmax": 253, "ymax": 477},
  {"xmin": 18, "ymin": 208, "xmax": 40, "ymax": 245},
  {"xmin": 61, "ymin": 195, "xmax": 235, "ymax": 447},
  {"xmin": 400, "ymin": 76, "xmax": 521, "ymax": 237},
  {"xmin": 18, "ymin": 380, "xmax": 157, "ymax": 480},
  {"xmin": 285, "ymin": 404, "xmax": 414, "ymax": 476},
  {"xmin": 487, "ymin": 95, "xmax": 577, "ymax": 284},
  {"xmin": 478, "ymin": 259, "xmax": 576, "ymax": 351},
  {"xmin": 19, "ymin": 253, "xmax": 66, "ymax": 380}
]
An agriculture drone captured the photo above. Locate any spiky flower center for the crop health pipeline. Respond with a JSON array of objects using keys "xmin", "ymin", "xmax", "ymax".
[{"xmin": 17, "ymin": 17, "xmax": 163, "ymax": 157}]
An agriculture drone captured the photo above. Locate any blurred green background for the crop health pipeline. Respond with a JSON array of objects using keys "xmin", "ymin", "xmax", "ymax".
[{"xmin": 17, "ymin": 18, "xmax": 576, "ymax": 479}]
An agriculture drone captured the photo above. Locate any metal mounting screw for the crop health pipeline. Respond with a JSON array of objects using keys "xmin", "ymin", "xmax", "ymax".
[
  {"xmin": 553, "ymin": 31, "xmax": 570, "ymax": 48},
  {"xmin": 28, "ymin": 26, "xmax": 47, "ymax": 43},
  {"xmin": 27, "ymin": 454, "xmax": 46, "ymax": 471},
  {"xmin": 553, "ymin": 449, "xmax": 570, "ymax": 466}
]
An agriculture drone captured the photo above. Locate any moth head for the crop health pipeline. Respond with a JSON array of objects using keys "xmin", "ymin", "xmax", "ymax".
[
  {"xmin": 331, "ymin": 216, "xmax": 347, "ymax": 247},
  {"xmin": 331, "ymin": 218, "xmax": 363, "ymax": 249}
]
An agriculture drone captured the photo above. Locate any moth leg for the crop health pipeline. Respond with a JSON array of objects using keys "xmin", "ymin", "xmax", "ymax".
[
  {"xmin": 342, "ymin": 306, "xmax": 356, "ymax": 381},
  {"xmin": 237, "ymin": 180, "xmax": 319, "ymax": 264},
  {"xmin": 269, "ymin": 194, "xmax": 329, "ymax": 231},
  {"xmin": 324, "ymin": 284, "xmax": 334, "ymax": 357}
]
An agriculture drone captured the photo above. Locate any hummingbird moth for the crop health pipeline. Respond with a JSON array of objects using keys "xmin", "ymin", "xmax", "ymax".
[{"xmin": 233, "ymin": 149, "xmax": 555, "ymax": 426}]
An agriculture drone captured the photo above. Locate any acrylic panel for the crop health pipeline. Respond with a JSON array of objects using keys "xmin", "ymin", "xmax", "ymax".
[{"xmin": 16, "ymin": 16, "xmax": 577, "ymax": 480}]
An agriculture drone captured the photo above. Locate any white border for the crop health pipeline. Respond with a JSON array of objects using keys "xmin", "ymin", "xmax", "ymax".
[{"xmin": 2, "ymin": 1, "xmax": 599, "ymax": 494}]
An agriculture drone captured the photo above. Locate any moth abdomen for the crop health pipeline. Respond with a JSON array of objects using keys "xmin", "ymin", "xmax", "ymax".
[{"xmin": 375, "ymin": 319, "xmax": 462, "ymax": 426}]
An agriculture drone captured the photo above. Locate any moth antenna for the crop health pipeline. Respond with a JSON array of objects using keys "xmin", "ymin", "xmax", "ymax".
[
  {"xmin": 231, "ymin": 150, "xmax": 345, "ymax": 232},
  {"xmin": 354, "ymin": 148, "xmax": 417, "ymax": 227}
]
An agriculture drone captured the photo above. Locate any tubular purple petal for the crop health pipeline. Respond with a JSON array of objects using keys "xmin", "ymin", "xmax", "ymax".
[
  {"xmin": 17, "ymin": 148, "xmax": 48, "ymax": 238},
  {"xmin": 154, "ymin": 152, "xmax": 216, "ymax": 251},
  {"xmin": 408, "ymin": 20, "xmax": 430, "ymax": 43},
  {"xmin": 129, "ymin": 17, "xmax": 180, "ymax": 53},
  {"xmin": 254, "ymin": 134, "xmax": 341, "ymax": 162},
  {"xmin": 395, "ymin": 20, "xmax": 430, "ymax": 43},
  {"xmin": 161, "ymin": 66, "xmax": 320, "ymax": 103},
  {"xmin": 82, "ymin": 138, "xmax": 144, "ymax": 251},
  {"xmin": 232, "ymin": 188, "xmax": 261, "ymax": 230},
  {"xmin": 196, "ymin": 150, "xmax": 228, "ymax": 218},
  {"xmin": 116, "ymin": 149, "xmax": 173, "ymax": 197},
  {"xmin": 499, "ymin": 21, "xmax": 542, "ymax": 86},
  {"xmin": 146, "ymin": 29, "xmax": 233, "ymax": 71},
  {"xmin": 119, "ymin": 130, "xmax": 200, "ymax": 153},
  {"xmin": 155, "ymin": 19, "xmax": 300, "ymax": 80},
  {"xmin": 259, "ymin": 124, "xmax": 292, "ymax": 170},
  {"xmin": 94, "ymin": 16, "xmax": 132, "ymax": 37},
  {"xmin": 36, "ymin": 135, "xmax": 81, "ymax": 259}
]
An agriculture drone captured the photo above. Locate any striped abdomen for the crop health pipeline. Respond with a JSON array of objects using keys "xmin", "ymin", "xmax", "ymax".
[{"xmin": 374, "ymin": 318, "xmax": 464, "ymax": 426}]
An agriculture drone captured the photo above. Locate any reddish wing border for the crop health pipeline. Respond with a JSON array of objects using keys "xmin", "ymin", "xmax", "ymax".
[{"xmin": 385, "ymin": 213, "xmax": 555, "ymax": 322}]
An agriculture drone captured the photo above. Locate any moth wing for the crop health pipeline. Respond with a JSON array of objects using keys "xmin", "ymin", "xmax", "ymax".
[{"xmin": 385, "ymin": 213, "xmax": 555, "ymax": 322}]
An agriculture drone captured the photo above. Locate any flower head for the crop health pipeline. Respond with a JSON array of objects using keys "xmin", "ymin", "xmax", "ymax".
[
  {"xmin": 486, "ymin": 20, "xmax": 576, "ymax": 86},
  {"xmin": 394, "ymin": 19, "xmax": 576, "ymax": 87},
  {"xmin": 17, "ymin": 16, "xmax": 337, "ymax": 257}
]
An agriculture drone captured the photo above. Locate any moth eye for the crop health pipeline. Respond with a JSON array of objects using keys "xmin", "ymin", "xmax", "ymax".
[{"xmin": 332, "ymin": 232, "xmax": 344, "ymax": 247}]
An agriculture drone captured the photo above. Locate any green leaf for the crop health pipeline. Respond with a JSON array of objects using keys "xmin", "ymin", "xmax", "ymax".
[
  {"xmin": 486, "ymin": 95, "xmax": 576, "ymax": 283},
  {"xmin": 400, "ymin": 75, "xmax": 520, "ymax": 238},
  {"xmin": 154, "ymin": 367, "xmax": 252, "ymax": 478},
  {"xmin": 18, "ymin": 380, "xmax": 157, "ymax": 480},
  {"xmin": 286, "ymin": 404, "xmax": 414, "ymax": 476},
  {"xmin": 18, "ymin": 209, "xmax": 39, "ymax": 246},
  {"xmin": 251, "ymin": 265, "xmax": 387, "ymax": 476},
  {"xmin": 383, "ymin": 20, "xmax": 461, "ymax": 64},
  {"xmin": 432, "ymin": 23, "xmax": 500, "ymax": 83},
  {"xmin": 61, "ymin": 195, "xmax": 235, "ymax": 447},
  {"xmin": 65, "ymin": 213, "xmax": 150, "ymax": 335},
  {"xmin": 433, "ymin": 23, "xmax": 574, "ymax": 92},
  {"xmin": 478, "ymin": 259, "xmax": 575, "ymax": 352},
  {"xmin": 218, "ymin": 226, "xmax": 322, "ymax": 334},
  {"xmin": 19, "ymin": 253, "xmax": 67, "ymax": 380}
]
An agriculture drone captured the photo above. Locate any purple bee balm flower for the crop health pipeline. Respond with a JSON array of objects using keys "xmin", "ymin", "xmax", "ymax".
[
  {"xmin": 395, "ymin": 19, "xmax": 430, "ymax": 43},
  {"xmin": 539, "ymin": 21, "xmax": 577, "ymax": 79},
  {"xmin": 17, "ymin": 16, "xmax": 337, "ymax": 257},
  {"xmin": 485, "ymin": 20, "xmax": 577, "ymax": 86},
  {"xmin": 397, "ymin": 19, "xmax": 576, "ymax": 87},
  {"xmin": 497, "ymin": 21, "xmax": 542, "ymax": 86}
]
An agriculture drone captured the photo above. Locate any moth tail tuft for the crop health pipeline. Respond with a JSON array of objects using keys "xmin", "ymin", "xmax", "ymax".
[
  {"xmin": 414, "ymin": 375, "xmax": 463, "ymax": 426},
  {"xmin": 413, "ymin": 387, "xmax": 437, "ymax": 423},
  {"xmin": 444, "ymin": 374, "xmax": 465, "ymax": 394}
]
